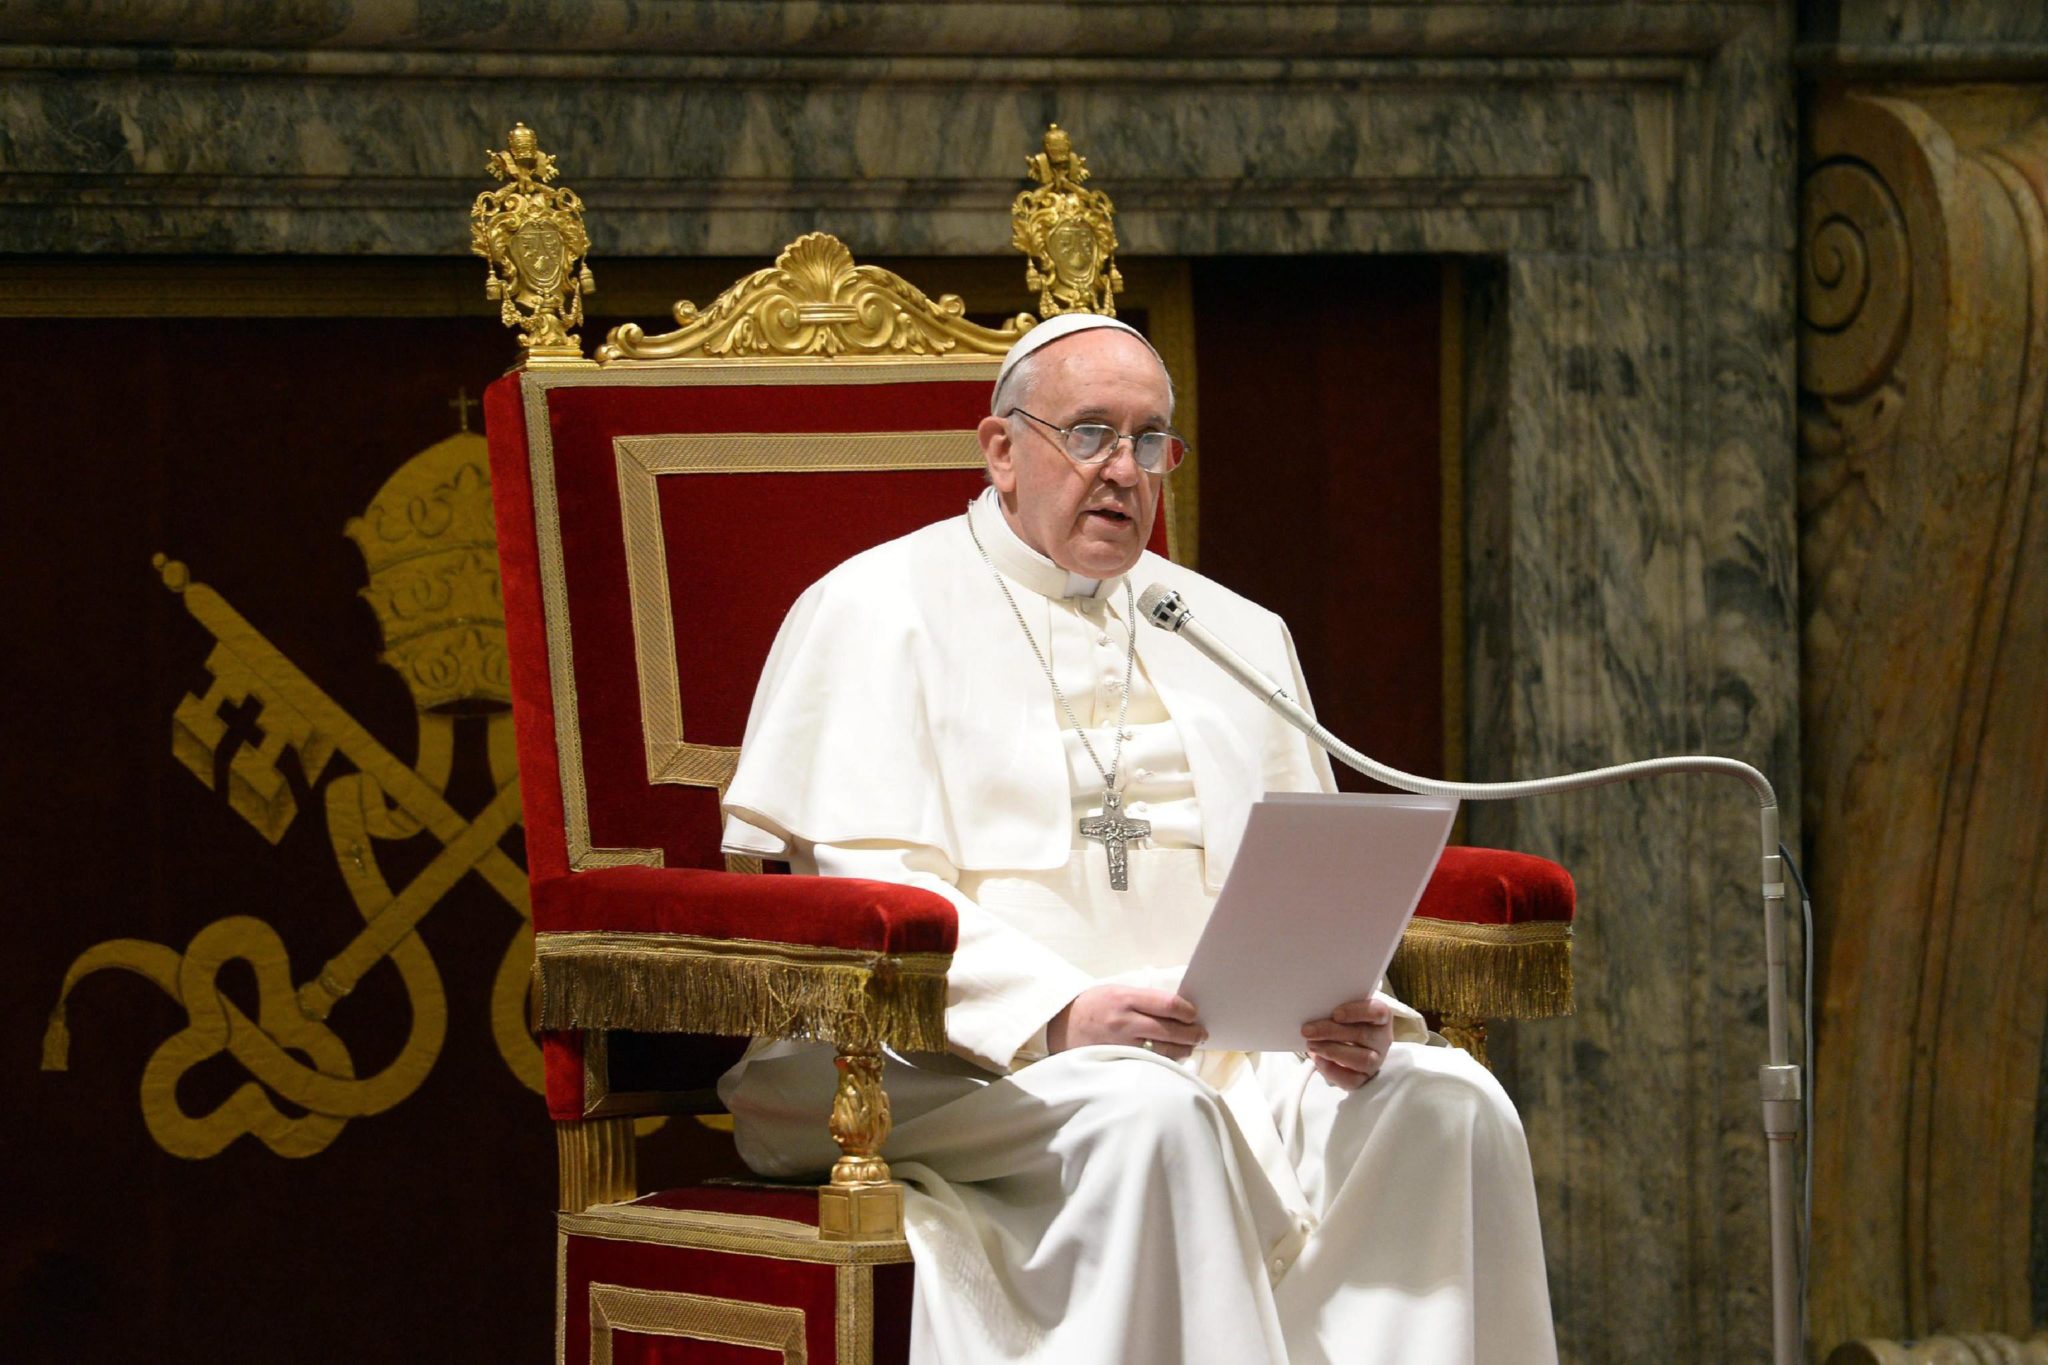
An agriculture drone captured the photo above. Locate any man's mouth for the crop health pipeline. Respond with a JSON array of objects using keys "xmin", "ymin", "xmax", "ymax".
[{"xmin": 1086, "ymin": 508, "xmax": 1132, "ymax": 524}]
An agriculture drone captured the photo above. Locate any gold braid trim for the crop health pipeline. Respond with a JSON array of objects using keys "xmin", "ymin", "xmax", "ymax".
[
  {"xmin": 560, "ymin": 1201, "xmax": 913, "ymax": 1266},
  {"xmin": 534, "ymin": 931, "xmax": 949, "ymax": 1051},
  {"xmin": 1386, "ymin": 919, "xmax": 1575, "ymax": 1020}
]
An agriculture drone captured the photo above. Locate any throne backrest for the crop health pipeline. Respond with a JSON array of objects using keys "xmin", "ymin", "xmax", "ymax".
[{"xmin": 483, "ymin": 242, "xmax": 1169, "ymax": 885}]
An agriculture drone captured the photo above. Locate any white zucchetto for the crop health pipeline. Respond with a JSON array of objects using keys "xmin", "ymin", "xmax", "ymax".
[{"xmin": 991, "ymin": 313, "xmax": 1164, "ymax": 414}]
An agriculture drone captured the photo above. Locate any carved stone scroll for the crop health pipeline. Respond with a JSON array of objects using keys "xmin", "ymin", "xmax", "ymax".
[
  {"xmin": 1826, "ymin": 1332, "xmax": 2048, "ymax": 1365},
  {"xmin": 1800, "ymin": 90, "xmax": 2048, "ymax": 1352}
]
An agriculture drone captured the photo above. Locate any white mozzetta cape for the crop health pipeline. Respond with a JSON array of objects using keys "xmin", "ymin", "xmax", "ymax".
[{"xmin": 721, "ymin": 506, "xmax": 1336, "ymax": 891}]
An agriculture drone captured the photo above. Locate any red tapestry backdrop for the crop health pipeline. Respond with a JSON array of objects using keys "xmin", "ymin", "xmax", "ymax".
[
  {"xmin": 1194, "ymin": 255, "xmax": 1448, "ymax": 789},
  {"xmin": 3, "ymin": 259, "xmax": 1444, "ymax": 1362}
]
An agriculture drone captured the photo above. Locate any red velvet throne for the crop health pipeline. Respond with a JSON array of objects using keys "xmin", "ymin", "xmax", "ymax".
[{"xmin": 473, "ymin": 123, "xmax": 1574, "ymax": 1365}]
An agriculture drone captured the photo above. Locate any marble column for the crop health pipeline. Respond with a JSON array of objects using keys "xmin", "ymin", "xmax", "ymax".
[{"xmin": 1797, "ymin": 80, "xmax": 2048, "ymax": 1359}]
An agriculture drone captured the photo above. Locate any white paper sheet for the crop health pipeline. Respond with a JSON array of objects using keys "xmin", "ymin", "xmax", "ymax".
[{"xmin": 1178, "ymin": 792, "xmax": 1459, "ymax": 1052}]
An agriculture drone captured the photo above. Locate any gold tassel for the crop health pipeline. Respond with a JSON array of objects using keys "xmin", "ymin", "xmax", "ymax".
[
  {"xmin": 1387, "ymin": 921, "xmax": 1574, "ymax": 1020},
  {"xmin": 534, "ymin": 932, "xmax": 950, "ymax": 1052}
]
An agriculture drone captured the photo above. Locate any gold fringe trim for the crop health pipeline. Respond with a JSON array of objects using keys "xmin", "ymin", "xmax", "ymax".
[
  {"xmin": 535, "ymin": 931, "xmax": 950, "ymax": 1052},
  {"xmin": 1387, "ymin": 919, "xmax": 1574, "ymax": 1020}
]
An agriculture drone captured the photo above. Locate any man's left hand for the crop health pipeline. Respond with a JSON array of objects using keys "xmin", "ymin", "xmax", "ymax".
[{"xmin": 1301, "ymin": 997, "xmax": 1394, "ymax": 1091}]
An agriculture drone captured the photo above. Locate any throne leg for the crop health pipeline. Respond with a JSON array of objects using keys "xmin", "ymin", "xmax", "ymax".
[
  {"xmin": 1438, "ymin": 1014, "xmax": 1491, "ymax": 1068},
  {"xmin": 556, "ymin": 1115, "xmax": 637, "ymax": 1212},
  {"xmin": 817, "ymin": 1029, "xmax": 905, "ymax": 1242}
]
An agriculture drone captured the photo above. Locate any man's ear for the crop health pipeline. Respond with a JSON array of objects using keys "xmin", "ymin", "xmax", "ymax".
[{"xmin": 977, "ymin": 414, "xmax": 1018, "ymax": 494}]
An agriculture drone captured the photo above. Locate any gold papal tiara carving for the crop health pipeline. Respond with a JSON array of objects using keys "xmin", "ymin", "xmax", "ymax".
[
  {"xmin": 344, "ymin": 432, "xmax": 508, "ymax": 715},
  {"xmin": 598, "ymin": 232, "xmax": 1034, "ymax": 363},
  {"xmin": 471, "ymin": 123, "xmax": 597, "ymax": 366},
  {"xmin": 1011, "ymin": 124, "xmax": 1123, "ymax": 318}
]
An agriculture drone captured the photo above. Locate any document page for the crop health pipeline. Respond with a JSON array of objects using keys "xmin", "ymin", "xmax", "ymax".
[{"xmin": 1179, "ymin": 792, "xmax": 1459, "ymax": 1052}]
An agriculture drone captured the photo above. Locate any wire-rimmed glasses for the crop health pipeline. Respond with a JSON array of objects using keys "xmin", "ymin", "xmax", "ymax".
[{"xmin": 1008, "ymin": 408, "xmax": 1188, "ymax": 474}]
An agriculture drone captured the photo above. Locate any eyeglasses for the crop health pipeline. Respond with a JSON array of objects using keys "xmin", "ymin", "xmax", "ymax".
[{"xmin": 1008, "ymin": 408, "xmax": 1188, "ymax": 474}]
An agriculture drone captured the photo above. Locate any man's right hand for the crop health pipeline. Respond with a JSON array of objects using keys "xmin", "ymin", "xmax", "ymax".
[{"xmin": 1047, "ymin": 986, "xmax": 1207, "ymax": 1060}]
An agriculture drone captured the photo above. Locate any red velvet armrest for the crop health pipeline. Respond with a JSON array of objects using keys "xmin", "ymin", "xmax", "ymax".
[
  {"xmin": 531, "ymin": 867, "xmax": 957, "ymax": 1054},
  {"xmin": 533, "ymin": 865, "xmax": 957, "ymax": 953},
  {"xmin": 1416, "ymin": 846, "xmax": 1575, "ymax": 930},
  {"xmin": 1392, "ymin": 846, "xmax": 1576, "ymax": 1020}
]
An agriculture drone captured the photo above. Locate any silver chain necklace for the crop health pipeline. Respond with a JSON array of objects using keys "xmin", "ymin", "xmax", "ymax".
[{"xmin": 967, "ymin": 504, "xmax": 1152, "ymax": 890}]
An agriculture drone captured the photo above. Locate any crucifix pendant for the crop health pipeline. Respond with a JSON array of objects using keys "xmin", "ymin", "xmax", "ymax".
[{"xmin": 1079, "ymin": 788, "xmax": 1151, "ymax": 892}]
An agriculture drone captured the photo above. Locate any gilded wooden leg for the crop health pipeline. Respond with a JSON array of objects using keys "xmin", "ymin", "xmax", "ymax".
[
  {"xmin": 556, "ymin": 1115, "xmax": 637, "ymax": 1212},
  {"xmin": 1439, "ymin": 1014, "xmax": 1490, "ymax": 1069},
  {"xmin": 817, "ymin": 1028, "xmax": 904, "ymax": 1241}
]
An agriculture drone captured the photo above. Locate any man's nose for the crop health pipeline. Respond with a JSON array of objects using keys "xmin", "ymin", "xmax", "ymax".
[{"xmin": 1099, "ymin": 438, "xmax": 1143, "ymax": 485}]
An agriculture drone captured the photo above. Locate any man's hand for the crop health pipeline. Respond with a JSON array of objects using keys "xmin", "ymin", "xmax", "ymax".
[
  {"xmin": 1301, "ymin": 996, "xmax": 1394, "ymax": 1090},
  {"xmin": 1048, "ymin": 986, "xmax": 1207, "ymax": 1060}
]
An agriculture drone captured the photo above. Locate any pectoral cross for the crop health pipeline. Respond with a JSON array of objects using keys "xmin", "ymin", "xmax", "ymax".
[{"xmin": 1079, "ymin": 789, "xmax": 1150, "ymax": 892}]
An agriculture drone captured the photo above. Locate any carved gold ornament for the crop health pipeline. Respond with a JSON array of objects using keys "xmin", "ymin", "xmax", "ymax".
[
  {"xmin": 43, "ymin": 427, "xmax": 546, "ymax": 1158},
  {"xmin": 600, "ymin": 232, "xmax": 1033, "ymax": 363},
  {"xmin": 1011, "ymin": 124, "xmax": 1123, "ymax": 318},
  {"xmin": 472, "ymin": 123, "xmax": 596, "ymax": 365},
  {"xmin": 820, "ymin": 1014, "xmax": 903, "ymax": 1241}
]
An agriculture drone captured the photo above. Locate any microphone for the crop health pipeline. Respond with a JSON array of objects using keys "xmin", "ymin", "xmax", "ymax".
[
  {"xmin": 1141, "ymin": 581, "xmax": 1804, "ymax": 1365},
  {"xmin": 1138, "ymin": 585, "xmax": 1321, "ymax": 730}
]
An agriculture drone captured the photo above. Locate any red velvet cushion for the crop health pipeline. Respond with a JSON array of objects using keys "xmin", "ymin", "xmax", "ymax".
[
  {"xmin": 533, "ymin": 865, "xmax": 958, "ymax": 956},
  {"xmin": 1418, "ymin": 846, "xmax": 1575, "ymax": 927}
]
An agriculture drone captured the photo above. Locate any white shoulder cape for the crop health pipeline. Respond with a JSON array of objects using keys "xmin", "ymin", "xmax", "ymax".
[{"xmin": 720, "ymin": 510, "xmax": 1335, "ymax": 892}]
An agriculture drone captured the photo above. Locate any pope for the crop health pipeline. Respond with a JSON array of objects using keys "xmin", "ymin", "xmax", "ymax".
[{"xmin": 720, "ymin": 312, "xmax": 1558, "ymax": 1365}]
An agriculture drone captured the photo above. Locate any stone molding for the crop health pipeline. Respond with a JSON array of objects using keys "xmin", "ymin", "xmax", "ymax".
[
  {"xmin": 0, "ymin": 38, "xmax": 1756, "ymax": 259},
  {"xmin": 1796, "ymin": 43, "xmax": 2048, "ymax": 80},
  {"xmin": 0, "ymin": 3, "xmax": 1766, "ymax": 59}
]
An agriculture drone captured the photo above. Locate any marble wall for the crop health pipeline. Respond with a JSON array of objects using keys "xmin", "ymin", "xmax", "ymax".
[{"xmin": 0, "ymin": 4, "xmax": 1801, "ymax": 1361}]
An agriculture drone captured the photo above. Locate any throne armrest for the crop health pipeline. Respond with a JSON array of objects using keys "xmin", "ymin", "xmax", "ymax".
[
  {"xmin": 1392, "ymin": 846, "xmax": 1576, "ymax": 1025},
  {"xmin": 536, "ymin": 868, "xmax": 955, "ymax": 1232},
  {"xmin": 532, "ymin": 866, "xmax": 957, "ymax": 1053}
]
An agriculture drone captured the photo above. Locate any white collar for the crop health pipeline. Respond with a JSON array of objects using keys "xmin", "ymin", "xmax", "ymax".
[{"xmin": 970, "ymin": 487, "xmax": 1116, "ymax": 602}]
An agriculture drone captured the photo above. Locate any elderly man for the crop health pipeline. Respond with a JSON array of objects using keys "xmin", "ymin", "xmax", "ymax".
[{"xmin": 720, "ymin": 313, "xmax": 1556, "ymax": 1365}]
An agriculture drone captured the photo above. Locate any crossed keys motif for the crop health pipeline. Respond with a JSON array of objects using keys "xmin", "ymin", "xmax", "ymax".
[{"xmin": 42, "ymin": 428, "xmax": 545, "ymax": 1158}]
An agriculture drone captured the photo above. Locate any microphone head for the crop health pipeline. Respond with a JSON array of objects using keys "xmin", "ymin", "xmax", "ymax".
[{"xmin": 1138, "ymin": 583, "xmax": 1190, "ymax": 631}]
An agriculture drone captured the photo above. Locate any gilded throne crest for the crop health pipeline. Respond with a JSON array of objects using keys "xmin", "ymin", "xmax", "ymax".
[{"xmin": 1012, "ymin": 124, "xmax": 1125, "ymax": 318}]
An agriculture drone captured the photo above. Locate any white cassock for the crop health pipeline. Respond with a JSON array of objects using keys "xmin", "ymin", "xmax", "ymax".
[{"xmin": 720, "ymin": 489, "xmax": 1557, "ymax": 1365}]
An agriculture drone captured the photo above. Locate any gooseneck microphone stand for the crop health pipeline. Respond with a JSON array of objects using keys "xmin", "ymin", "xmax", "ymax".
[{"xmin": 1139, "ymin": 585, "xmax": 1803, "ymax": 1365}]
